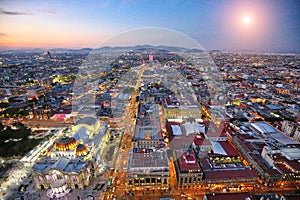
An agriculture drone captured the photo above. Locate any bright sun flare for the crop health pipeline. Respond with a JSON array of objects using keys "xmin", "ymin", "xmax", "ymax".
[{"xmin": 242, "ymin": 16, "xmax": 252, "ymax": 24}]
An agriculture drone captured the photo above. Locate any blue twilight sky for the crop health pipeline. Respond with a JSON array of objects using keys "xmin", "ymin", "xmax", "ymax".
[{"xmin": 0, "ymin": 0, "xmax": 299, "ymax": 52}]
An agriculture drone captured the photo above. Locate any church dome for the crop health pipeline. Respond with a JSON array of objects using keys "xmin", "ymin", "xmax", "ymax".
[
  {"xmin": 54, "ymin": 137, "xmax": 78, "ymax": 151},
  {"xmin": 75, "ymin": 144, "xmax": 89, "ymax": 157}
]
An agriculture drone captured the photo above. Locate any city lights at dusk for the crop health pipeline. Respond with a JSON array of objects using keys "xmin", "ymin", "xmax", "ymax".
[{"xmin": 0, "ymin": 1, "xmax": 299, "ymax": 200}]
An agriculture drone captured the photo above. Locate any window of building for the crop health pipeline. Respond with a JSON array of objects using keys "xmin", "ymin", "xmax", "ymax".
[
  {"xmin": 184, "ymin": 177, "xmax": 188, "ymax": 183},
  {"xmin": 146, "ymin": 178, "xmax": 150, "ymax": 184},
  {"xmin": 151, "ymin": 178, "xmax": 156, "ymax": 183},
  {"xmin": 163, "ymin": 179, "xmax": 167, "ymax": 184},
  {"xmin": 180, "ymin": 177, "xmax": 183, "ymax": 184}
]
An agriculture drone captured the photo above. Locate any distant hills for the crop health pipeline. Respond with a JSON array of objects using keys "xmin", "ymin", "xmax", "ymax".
[
  {"xmin": 0, "ymin": 45, "xmax": 204, "ymax": 54},
  {"xmin": 94, "ymin": 45, "xmax": 205, "ymax": 53},
  {"xmin": 0, "ymin": 45, "xmax": 299, "ymax": 54}
]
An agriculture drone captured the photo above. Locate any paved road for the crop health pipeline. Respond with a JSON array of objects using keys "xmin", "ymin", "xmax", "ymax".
[
  {"xmin": 1, "ymin": 128, "xmax": 65, "ymax": 200},
  {"xmin": 22, "ymin": 119, "xmax": 72, "ymax": 128}
]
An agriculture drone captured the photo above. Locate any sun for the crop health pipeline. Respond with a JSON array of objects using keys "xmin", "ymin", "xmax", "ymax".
[{"xmin": 242, "ymin": 16, "xmax": 252, "ymax": 25}]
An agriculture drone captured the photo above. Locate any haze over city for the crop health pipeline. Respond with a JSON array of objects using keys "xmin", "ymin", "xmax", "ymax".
[{"xmin": 0, "ymin": 0, "xmax": 300, "ymax": 52}]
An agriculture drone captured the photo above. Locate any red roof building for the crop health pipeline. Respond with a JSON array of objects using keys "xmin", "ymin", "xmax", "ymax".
[{"xmin": 174, "ymin": 150, "xmax": 203, "ymax": 189}]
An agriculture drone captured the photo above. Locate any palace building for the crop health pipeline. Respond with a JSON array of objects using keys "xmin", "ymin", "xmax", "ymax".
[{"xmin": 32, "ymin": 117, "xmax": 108, "ymax": 198}]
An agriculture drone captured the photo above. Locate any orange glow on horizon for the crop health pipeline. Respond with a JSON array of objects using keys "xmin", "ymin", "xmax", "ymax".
[
  {"xmin": 0, "ymin": 35, "xmax": 103, "ymax": 49},
  {"xmin": 0, "ymin": 22, "xmax": 112, "ymax": 49}
]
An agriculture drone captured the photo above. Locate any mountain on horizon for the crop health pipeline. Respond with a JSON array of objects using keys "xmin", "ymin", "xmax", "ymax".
[
  {"xmin": 1, "ymin": 45, "xmax": 299, "ymax": 54},
  {"xmin": 0, "ymin": 45, "xmax": 204, "ymax": 53}
]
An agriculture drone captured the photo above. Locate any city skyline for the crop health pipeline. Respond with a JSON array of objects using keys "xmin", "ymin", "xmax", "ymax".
[
  {"xmin": 0, "ymin": 0, "xmax": 300, "ymax": 53},
  {"xmin": 1, "ymin": 1, "xmax": 300, "ymax": 199},
  {"xmin": 1, "ymin": 47, "xmax": 299, "ymax": 200}
]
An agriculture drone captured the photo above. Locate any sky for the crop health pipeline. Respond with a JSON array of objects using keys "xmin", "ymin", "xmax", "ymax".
[{"xmin": 0, "ymin": 0, "xmax": 299, "ymax": 52}]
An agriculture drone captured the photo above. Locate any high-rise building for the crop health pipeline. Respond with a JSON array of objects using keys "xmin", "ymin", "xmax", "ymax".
[{"xmin": 149, "ymin": 54, "xmax": 154, "ymax": 62}]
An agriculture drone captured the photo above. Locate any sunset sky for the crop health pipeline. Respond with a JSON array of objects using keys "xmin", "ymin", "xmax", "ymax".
[{"xmin": 0, "ymin": 0, "xmax": 299, "ymax": 52}]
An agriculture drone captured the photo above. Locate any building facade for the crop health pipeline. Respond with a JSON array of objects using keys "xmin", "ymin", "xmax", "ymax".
[
  {"xmin": 0, "ymin": 86, "xmax": 26, "ymax": 97},
  {"xmin": 126, "ymin": 103, "xmax": 170, "ymax": 191},
  {"xmin": 32, "ymin": 117, "xmax": 108, "ymax": 197},
  {"xmin": 26, "ymin": 86, "xmax": 45, "ymax": 97},
  {"xmin": 282, "ymin": 120, "xmax": 300, "ymax": 141},
  {"xmin": 126, "ymin": 148, "xmax": 170, "ymax": 191},
  {"xmin": 174, "ymin": 150, "xmax": 203, "ymax": 189}
]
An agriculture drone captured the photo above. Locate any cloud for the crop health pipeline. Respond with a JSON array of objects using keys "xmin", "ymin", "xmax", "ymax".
[
  {"xmin": 34, "ymin": 8, "xmax": 64, "ymax": 15},
  {"xmin": 0, "ymin": 8, "xmax": 31, "ymax": 16},
  {"xmin": 47, "ymin": 9, "xmax": 58, "ymax": 14},
  {"xmin": 44, "ymin": 9, "xmax": 64, "ymax": 15},
  {"xmin": 0, "ymin": 33, "xmax": 7, "ymax": 38}
]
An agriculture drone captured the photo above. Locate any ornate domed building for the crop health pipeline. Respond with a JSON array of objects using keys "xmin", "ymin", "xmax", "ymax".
[
  {"xmin": 54, "ymin": 137, "xmax": 78, "ymax": 151},
  {"xmin": 75, "ymin": 144, "xmax": 89, "ymax": 157},
  {"xmin": 32, "ymin": 117, "xmax": 108, "ymax": 195}
]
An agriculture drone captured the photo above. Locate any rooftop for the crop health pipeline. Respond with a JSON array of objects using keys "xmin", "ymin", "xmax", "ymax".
[
  {"xmin": 175, "ymin": 150, "xmax": 201, "ymax": 172},
  {"xmin": 76, "ymin": 116, "xmax": 98, "ymax": 126},
  {"xmin": 33, "ymin": 159, "xmax": 88, "ymax": 173},
  {"xmin": 193, "ymin": 133, "xmax": 212, "ymax": 146},
  {"xmin": 205, "ymin": 122, "xmax": 227, "ymax": 138},
  {"xmin": 271, "ymin": 133, "xmax": 299, "ymax": 145},
  {"xmin": 134, "ymin": 103, "xmax": 163, "ymax": 140},
  {"xmin": 127, "ymin": 148, "xmax": 169, "ymax": 174},
  {"xmin": 214, "ymin": 141, "xmax": 240, "ymax": 157},
  {"xmin": 171, "ymin": 124, "xmax": 182, "ymax": 135},
  {"xmin": 280, "ymin": 147, "xmax": 300, "ymax": 160},
  {"xmin": 250, "ymin": 121, "xmax": 278, "ymax": 135},
  {"xmin": 204, "ymin": 168, "xmax": 256, "ymax": 180},
  {"xmin": 72, "ymin": 126, "xmax": 90, "ymax": 144}
]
